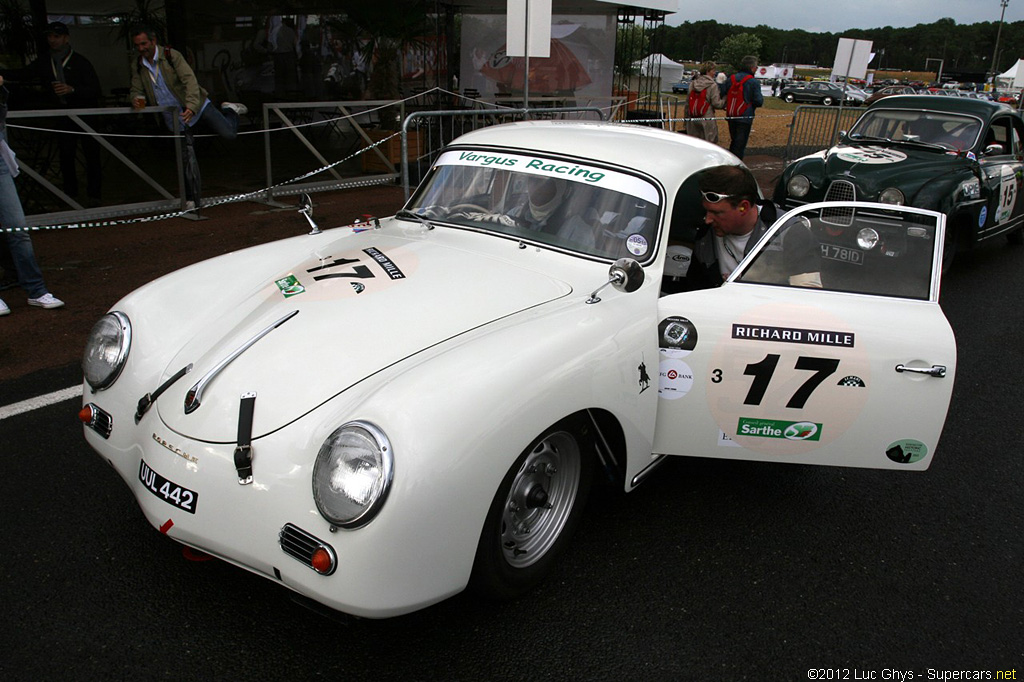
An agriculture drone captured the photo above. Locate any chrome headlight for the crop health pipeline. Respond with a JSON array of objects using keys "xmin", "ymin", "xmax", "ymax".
[
  {"xmin": 82, "ymin": 312, "xmax": 131, "ymax": 391},
  {"xmin": 878, "ymin": 188, "xmax": 905, "ymax": 205},
  {"xmin": 313, "ymin": 421, "xmax": 393, "ymax": 529},
  {"xmin": 787, "ymin": 174, "xmax": 811, "ymax": 198},
  {"xmin": 857, "ymin": 228, "xmax": 880, "ymax": 250}
]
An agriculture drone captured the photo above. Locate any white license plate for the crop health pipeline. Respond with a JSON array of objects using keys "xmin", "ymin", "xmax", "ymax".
[{"xmin": 139, "ymin": 460, "xmax": 198, "ymax": 514}]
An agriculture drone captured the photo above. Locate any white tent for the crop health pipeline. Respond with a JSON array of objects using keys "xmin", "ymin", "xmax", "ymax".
[
  {"xmin": 635, "ymin": 53, "xmax": 687, "ymax": 90},
  {"xmin": 997, "ymin": 59, "xmax": 1024, "ymax": 88}
]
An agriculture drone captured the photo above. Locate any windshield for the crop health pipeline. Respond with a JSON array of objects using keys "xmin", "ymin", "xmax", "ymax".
[
  {"xmin": 851, "ymin": 109, "xmax": 982, "ymax": 150},
  {"xmin": 406, "ymin": 149, "xmax": 662, "ymax": 262}
]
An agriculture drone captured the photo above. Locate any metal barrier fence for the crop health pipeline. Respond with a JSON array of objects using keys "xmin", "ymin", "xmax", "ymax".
[
  {"xmin": 260, "ymin": 97, "xmax": 419, "ymax": 204},
  {"xmin": 8, "ymin": 105, "xmax": 195, "ymax": 225},
  {"xmin": 9, "ymin": 91, "xmax": 817, "ymax": 232},
  {"xmin": 784, "ymin": 105, "xmax": 864, "ymax": 162}
]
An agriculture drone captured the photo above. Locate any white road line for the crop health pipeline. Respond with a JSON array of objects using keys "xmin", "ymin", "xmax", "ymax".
[{"xmin": 0, "ymin": 385, "xmax": 83, "ymax": 421}]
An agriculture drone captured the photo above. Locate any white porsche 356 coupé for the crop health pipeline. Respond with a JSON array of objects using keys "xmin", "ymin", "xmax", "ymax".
[{"xmin": 81, "ymin": 121, "xmax": 956, "ymax": 618}]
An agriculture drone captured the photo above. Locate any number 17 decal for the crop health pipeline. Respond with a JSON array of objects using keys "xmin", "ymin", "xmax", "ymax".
[{"xmin": 740, "ymin": 354, "xmax": 840, "ymax": 409}]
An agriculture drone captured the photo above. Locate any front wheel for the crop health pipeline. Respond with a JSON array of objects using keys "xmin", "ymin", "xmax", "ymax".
[
  {"xmin": 822, "ymin": 96, "xmax": 835, "ymax": 106},
  {"xmin": 784, "ymin": 93, "xmax": 795, "ymax": 103},
  {"xmin": 470, "ymin": 417, "xmax": 593, "ymax": 599}
]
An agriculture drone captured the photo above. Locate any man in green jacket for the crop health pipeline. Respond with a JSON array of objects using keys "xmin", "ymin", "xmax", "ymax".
[
  {"xmin": 129, "ymin": 24, "xmax": 246, "ymax": 138},
  {"xmin": 129, "ymin": 24, "xmax": 247, "ymax": 208}
]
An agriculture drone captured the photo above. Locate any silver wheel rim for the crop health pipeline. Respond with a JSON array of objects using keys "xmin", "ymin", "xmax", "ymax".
[{"xmin": 500, "ymin": 430, "xmax": 581, "ymax": 569}]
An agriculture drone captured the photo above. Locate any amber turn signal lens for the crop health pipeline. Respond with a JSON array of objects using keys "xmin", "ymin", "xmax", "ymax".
[{"xmin": 311, "ymin": 547, "xmax": 334, "ymax": 574}]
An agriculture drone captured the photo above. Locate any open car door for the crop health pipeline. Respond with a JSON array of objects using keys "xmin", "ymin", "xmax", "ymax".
[{"xmin": 653, "ymin": 202, "xmax": 956, "ymax": 470}]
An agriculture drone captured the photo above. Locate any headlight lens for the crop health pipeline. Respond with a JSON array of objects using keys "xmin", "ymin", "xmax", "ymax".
[
  {"xmin": 787, "ymin": 174, "xmax": 811, "ymax": 198},
  {"xmin": 879, "ymin": 188, "xmax": 905, "ymax": 205},
  {"xmin": 82, "ymin": 312, "xmax": 131, "ymax": 391},
  {"xmin": 312, "ymin": 421, "xmax": 393, "ymax": 528},
  {"xmin": 857, "ymin": 228, "xmax": 880, "ymax": 250}
]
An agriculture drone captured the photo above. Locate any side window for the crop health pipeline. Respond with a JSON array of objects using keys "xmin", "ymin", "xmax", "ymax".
[
  {"xmin": 987, "ymin": 119, "xmax": 1010, "ymax": 153},
  {"xmin": 736, "ymin": 206, "xmax": 938, "ymax": 300},
  {"xmin": 1010, "ymin": 118, "xmax": 1024, "ymax": 155}
]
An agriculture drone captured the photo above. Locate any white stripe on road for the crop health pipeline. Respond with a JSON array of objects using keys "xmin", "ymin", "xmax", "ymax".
[{"xmin": 0, "ymin": 385, "xmax": 83, "ymax": 421}]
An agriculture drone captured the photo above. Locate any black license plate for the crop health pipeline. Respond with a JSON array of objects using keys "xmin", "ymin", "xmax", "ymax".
[
  {"xmin": 821, "ymin": 243, "xmax": 864, "ymax": 265},
  {"xmin": 139, "ymin": 460, "xmax": 198, "ymax": 514}
]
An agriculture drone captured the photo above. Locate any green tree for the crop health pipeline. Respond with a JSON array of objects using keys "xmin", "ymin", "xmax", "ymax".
[{"xmin": 715, "ymin": 32, "xmax": 762, "ymax": 70}]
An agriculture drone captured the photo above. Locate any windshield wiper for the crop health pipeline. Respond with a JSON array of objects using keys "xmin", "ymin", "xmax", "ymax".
[
  {"xmin": 846, "ymin": 133, "xmax": 893, "ymax": 144},
  {"xmin": 395, "ymin": 208, "xmax": 435, "ymax": 230}
]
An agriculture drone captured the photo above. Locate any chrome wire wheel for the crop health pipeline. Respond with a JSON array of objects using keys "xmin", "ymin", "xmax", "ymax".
[{"xmin": 499, "ymin": 430, "xmax": 581, "ymax": 569}]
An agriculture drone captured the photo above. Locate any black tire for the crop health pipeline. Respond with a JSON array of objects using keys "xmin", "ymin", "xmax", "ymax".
[
  {"xmin": 784, "ymin": 93, "xmax": 795, "ymax": 103},
  {"xmin": 942, "ymin": 222, "xmax": 960, "ymax": 273},
  {"xmin": 470, "ymin": 416, "xmax": 593, "ymax": 600},
  {"xmin": 822, "ymin": 96, "xmax": 835, "ymax": 106},
  {"xmin": 1007, "ymin": 227, "xmax": 1024, "ymax": 245}
]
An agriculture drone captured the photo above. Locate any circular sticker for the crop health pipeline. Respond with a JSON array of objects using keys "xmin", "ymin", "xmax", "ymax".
[
  {"xmin": 658, "ymin": 357, "xmax": 694, "ymax": 400},
  {"xmin": 626, "ymin": 233, "xmax": 649, "ymax": 257},
  {"xmin": 659, "ymin": 316, "xmax": 698, "ymax": 354},
  {"xmin": 706, "ymin": 303, "xmax": 870, "ymax": 455},
  {"xmin": 978, "ymin": 205, "xmax": 988, "ymax": 228},
  {"xmin": 885, "ymin": 439, "xmax": 928, "ymax": 464},
  {"xmin": 833, "ymin": 146, "xmax": 908, "ymax": 165}
]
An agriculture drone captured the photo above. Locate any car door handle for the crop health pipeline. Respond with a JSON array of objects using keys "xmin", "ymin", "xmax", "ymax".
[{"xmin": 895, "ymin": 364, "xmax": 947, "ymax": 378}]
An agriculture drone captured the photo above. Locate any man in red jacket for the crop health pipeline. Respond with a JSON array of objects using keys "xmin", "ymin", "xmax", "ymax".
[{"xmin": 722, "ymin": 56, "xmax": 764, "ymax": 159}]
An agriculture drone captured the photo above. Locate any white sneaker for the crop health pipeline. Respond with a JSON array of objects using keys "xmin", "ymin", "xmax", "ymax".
[
  {"xmin": 27, "ymin": 292, "xmax": 64, "ymax": 309},
  {"xmin": 0, "ymin": 297, "xmax": 9, "ymax": 316},
  {"xmin": 221, "ymin": 101, "xmax": 248, "ymax": 116}
]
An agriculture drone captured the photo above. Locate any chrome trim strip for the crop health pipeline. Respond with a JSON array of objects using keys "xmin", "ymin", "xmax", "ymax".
[
  {"xmin": 184, "ymin": 310, "xmax": 299, "ymax": 414},
  {"xmin": 630, "ymin": 454, "xmax": 668, "ymax": 489}
]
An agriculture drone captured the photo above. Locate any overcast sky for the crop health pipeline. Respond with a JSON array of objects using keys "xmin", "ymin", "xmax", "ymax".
[{"xmin": 667, "ymin": 0, "xmax": 1023, "ymax": 34}]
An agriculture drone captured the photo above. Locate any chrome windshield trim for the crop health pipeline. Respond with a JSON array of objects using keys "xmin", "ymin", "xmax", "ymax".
[{"xmin": 184, "ymin": 310, "xmax": 299, "ymax": 414}]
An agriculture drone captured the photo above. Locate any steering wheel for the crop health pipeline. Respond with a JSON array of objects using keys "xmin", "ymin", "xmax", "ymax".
[{"xmin": 447, "ymin": 203, "xmax": 489, "ymax": 215}]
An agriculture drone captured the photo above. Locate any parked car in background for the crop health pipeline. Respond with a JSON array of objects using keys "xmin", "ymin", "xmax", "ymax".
[
  {"xmin": 776, "ymin": 95, "xmax": 1024, "ymax": 269},
  {"xmin": 865, "ymin": 85, "xmax": 917, "ymax": 105},
  {"xmin": 671, "ymin": 77, "xmax": 692, "ymax": 94},
  {"xmin": 779, "ymin": 81, "xmax": 862, "ymax": 106}
]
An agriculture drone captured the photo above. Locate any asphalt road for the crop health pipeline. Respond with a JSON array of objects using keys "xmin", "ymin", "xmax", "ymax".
[{"xmin": 1, "ymin": 238, "xmax": 1021, "ymax": 681}]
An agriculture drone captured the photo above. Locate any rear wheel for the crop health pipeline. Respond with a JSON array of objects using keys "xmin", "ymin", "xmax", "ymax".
[
  {"xmin": 470, "ymin": 416, "xmax": 593, "ymax": 599},
  {"xmin": 1007, "ymin": 227, "xmax": 1024, "ymax": 245}
]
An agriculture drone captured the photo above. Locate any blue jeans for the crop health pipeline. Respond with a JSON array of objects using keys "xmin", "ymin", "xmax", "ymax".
[
  {"xmin": 728, "ymin": 119, "xmax": 753, "ymax": 159},
  {"xmin": 195, "ymin": 103, "xmax": 239, "ymax": 141},
  {"xmin": 0, "ymin": 158, "xmax": 47, "ymax": 298}
]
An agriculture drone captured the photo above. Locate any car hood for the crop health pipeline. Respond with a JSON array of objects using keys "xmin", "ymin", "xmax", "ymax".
[
  {"xmin": 156, "ymin": 236, "xmax": 573, "ymax": 443},
  {"xmin": 812, "ymin": 143, "xmax": 971, "ymax": 192}
]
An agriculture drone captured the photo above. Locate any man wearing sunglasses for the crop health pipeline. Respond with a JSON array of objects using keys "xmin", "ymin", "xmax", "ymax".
[{"xmin": 683, "ymin": 165, "xmax": 820, "ymax": 289}]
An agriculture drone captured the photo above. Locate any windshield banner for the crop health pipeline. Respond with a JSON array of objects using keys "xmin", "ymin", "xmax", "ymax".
[{"xmin": 436, "ymin": 150, "xmax": 660, "ymax": 204}]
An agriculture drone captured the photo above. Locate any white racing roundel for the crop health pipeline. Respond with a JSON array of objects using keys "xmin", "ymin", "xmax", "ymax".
[{"xmin": 832, "ymin": 146, "xmax": 908, "ymax": 165}]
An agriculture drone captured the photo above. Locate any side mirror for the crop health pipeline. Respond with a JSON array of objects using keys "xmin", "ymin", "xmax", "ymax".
[
  {"xmin": 586, "ymin": 258, "xmax": 644, "ymax": 304},
  {"xmin": 298, "ymin": 193, "xmax": 320, "ymax": 235},
  {"xmin": 984, "ymin": 143, "xmax": 1005, "ymax": 156}
]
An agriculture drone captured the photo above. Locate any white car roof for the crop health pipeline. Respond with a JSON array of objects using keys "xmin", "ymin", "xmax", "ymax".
[{"xmin": 447, "ymin": 120, "xmax": 739, "ymax": 190}]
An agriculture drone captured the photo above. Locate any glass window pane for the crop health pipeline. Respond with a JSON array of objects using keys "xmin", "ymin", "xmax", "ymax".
[{"xmin": 737, "ymin": 206, "xmax": 938, "ymax": 300}]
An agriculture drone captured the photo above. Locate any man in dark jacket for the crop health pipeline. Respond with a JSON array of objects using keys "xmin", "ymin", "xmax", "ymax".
[
  {"xmin": 721, "ymin": 55, "xmax": 764, "ymax": 159},
  {"xmin": 11, "ymin": 21, "xmax": 103, "ymax": 205}
]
